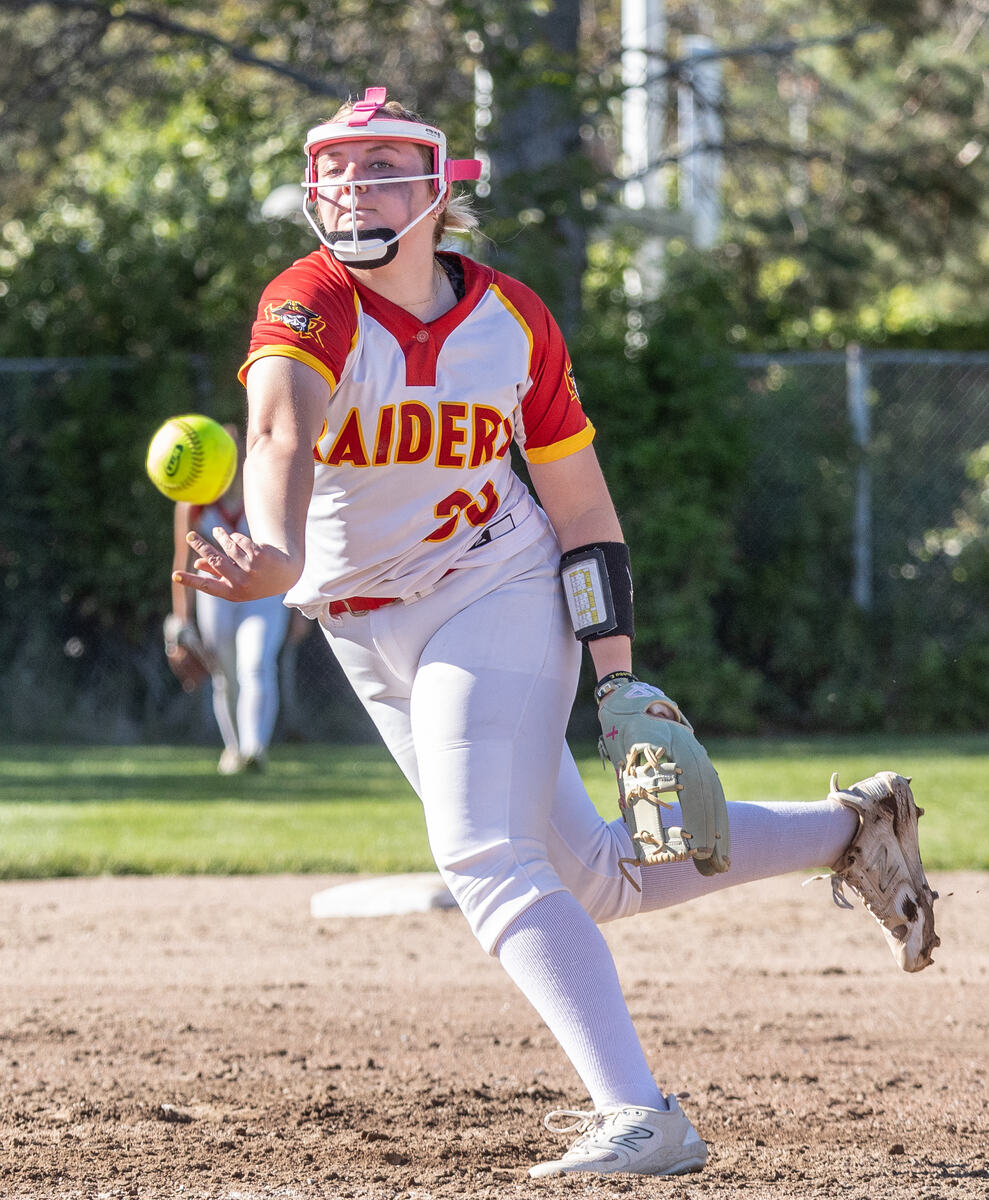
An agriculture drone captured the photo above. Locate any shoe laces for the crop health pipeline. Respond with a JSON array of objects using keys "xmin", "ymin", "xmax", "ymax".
[
  {"xmin": 802, "ymin": 871, "xmax": 856, "ymax": 910},
  {"xmin": 542, "ymin": 1108, "xmax": 605, "ymax": 1136}
]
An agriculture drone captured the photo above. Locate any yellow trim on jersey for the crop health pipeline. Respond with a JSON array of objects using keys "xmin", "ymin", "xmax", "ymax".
[
  {"xmin": 525, "ymin": 421, "xmax": 596, "ymax": 464},
  {"xmin": 489, "ymin": 283, "xmax": 533, "ymax": 371},
  {"xmin": 238, "ymin": 345, "xmax": 338, "ymax": 391}
]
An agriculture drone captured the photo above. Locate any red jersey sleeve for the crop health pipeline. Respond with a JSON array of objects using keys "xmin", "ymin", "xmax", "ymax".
[
  {"xmin": 238, "ymin": 249, "xmax": 359, "ymax": 391},
  {"xmin": 490, "ymin": 272, "xmax": 595, "ymax": 464}
]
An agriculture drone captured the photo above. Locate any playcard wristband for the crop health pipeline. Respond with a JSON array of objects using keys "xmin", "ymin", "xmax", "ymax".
[{"xmin": 559, "ymin": 542, "xmax": 635, "ymax": 643}]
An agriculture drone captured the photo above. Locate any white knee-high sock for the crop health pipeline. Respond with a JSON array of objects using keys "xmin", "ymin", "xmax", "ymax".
[
  {"xmin": 496, "ymin": 890, "xmax": 665, "ymax": 1112},
  {"xmin": 638, "ymin": 798, "xmax": 858, "ymax": 913}
]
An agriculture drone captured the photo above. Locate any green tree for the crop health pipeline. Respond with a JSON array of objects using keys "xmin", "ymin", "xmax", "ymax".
[{"xmin": 680, "ymin": 0, "xmax": 989, "ymax": 347}]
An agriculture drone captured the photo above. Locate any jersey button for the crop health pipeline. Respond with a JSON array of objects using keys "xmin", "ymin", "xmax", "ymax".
[{"xmin": 415, "ymin": 329, "xmax": 429, "ymax": 343}]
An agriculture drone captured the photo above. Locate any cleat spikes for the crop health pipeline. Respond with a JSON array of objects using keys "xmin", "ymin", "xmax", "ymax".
[{"xmin": 825, "ymin": 771, "xmax": 938, "ymax": 972}]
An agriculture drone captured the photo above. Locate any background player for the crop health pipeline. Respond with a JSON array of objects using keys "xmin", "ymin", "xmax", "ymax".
[
  {"xmin": 166, "ymin": 425, "xmax": 292, "ymax": 774},
  {"xmin": 172, "ymin": 88, "xmax": 938, "ymax": 1176}
]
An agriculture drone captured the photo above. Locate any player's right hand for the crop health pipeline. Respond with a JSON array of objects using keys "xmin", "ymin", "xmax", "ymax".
[{"xmin": 172, "ymin": 526, "xmax": 303, "ymax": 602}]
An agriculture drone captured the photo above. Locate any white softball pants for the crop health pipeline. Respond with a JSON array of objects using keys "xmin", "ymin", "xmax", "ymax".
[
  {"xmin": 195, "ymin": 591, "xmax": 291, "ymax": 759},
  {"xmin": 320, "ymin": 524, "xmax": 645, "ymax": 953},
  {"xmin": 320, "ymin": 521, "xmax": 859, "ymax": 956}
]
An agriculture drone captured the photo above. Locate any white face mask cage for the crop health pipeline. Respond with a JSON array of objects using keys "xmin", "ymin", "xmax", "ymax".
[
  {"xmin": 303, "ymin": 167, "xmax": 448, "ymax": 266},
  {"xmin": 300, "ymin": 88, "xmax": 481, "ymax": 268}
]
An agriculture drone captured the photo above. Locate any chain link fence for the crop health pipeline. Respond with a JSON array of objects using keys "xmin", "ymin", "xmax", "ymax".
[
  {"xmin": 2, "ymin": 348, "xmax": 987, "ymax": 742},
  {"xmin": 735, "ymin": 347, "xmax": 989, "ymax": 611},
  {"xmin": 728, "ymin": 347, "xmax": 989, "ymax": 729}
]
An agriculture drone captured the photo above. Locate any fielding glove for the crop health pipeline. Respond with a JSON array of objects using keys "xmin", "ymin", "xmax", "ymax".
[
  {"xmin": 596, "ymin": 677, "xmax": 731, "ymax": 887},
  {"xmin": 163, "ymin": 614, "xmax": 213, "ymax": 694}
]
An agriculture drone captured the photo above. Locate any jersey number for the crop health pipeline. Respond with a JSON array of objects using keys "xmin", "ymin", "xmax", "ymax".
[{"xmin": 424, "ymin": 481, "xmax": 500, "ymax": 543}]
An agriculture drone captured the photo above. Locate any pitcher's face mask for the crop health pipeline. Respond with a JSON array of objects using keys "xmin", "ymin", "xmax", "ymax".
[{"xmin": 302, "ymin": 87, "xmax": 481, "ymax": 268}]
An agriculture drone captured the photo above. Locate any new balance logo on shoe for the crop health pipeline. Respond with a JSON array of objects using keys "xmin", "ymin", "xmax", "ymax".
[
  {"xmin": 609, "ymin": 1122, "xmax": 655, "ymax": 1152},
  {"xmin": 865, "ymin": 843, "xmax": 902, "ymax": 896}
]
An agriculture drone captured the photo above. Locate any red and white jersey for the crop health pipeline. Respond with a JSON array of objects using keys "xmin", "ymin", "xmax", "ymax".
[{"xmin": 239, "ymin": 249, "xmax": 594, "ymax": 612}]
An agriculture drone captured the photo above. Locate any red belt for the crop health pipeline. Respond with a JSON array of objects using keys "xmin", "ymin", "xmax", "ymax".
[
  {"xmin": 327, "ymin": 595, "xmax": 400, "ymax": 616},
  {"xmin": 328, "ymin": 567, "xmax": 464, "ymax": 617},
  {"xmin": 327, "ymin": 516, "xmax": 518, "ymax": 618}
]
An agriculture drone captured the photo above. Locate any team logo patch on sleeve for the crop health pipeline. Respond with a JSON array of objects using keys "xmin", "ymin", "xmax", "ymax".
[
  {"xmin": 265, "ymin": 299, "xmax": 326, "ymax": 346},
  {"xmin": 565, "ymin": 361, "xmax": 580, "ymax": 403}
]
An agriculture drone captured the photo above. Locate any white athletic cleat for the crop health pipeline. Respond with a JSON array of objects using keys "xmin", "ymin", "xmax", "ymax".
[
  {"xmin": 825, "ymin": 771, "xmax": 940, "ymax": 972},
  {"xmin": 528, "ymin": 1099, "xmax": 707, "ymax": 1178}
]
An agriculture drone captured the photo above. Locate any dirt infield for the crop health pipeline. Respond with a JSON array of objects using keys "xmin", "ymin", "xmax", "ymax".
[{"xmin": 1, "ymin": 871, "xmax": 986, "ymax": 1199}]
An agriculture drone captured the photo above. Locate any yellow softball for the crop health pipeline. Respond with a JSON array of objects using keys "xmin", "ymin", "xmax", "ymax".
[{"xmin": 146, "ymin": 414, "xmax": 237, "ymax": 504}]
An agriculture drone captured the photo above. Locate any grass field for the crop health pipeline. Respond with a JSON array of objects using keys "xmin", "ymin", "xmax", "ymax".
[{"xmin": 0, "ymin": 735, "xmax": 985, "ymax": 878}]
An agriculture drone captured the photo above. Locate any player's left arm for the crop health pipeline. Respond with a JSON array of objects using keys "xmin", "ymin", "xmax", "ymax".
[
  {"xmin": 509, "ymin": 285, "xmax": 659, "ymax": 692},
  {"xmin": 529, "ymin": 444, "xmax": 672, "ymax": 714}
]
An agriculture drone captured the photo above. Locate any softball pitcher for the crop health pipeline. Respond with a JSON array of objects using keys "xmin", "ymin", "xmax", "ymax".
[{"xmin": 174, "ymin": 88, "xmax": 939, "ymax": 1177}]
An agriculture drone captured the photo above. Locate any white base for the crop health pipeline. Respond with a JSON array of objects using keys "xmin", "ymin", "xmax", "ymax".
[{"xmin": 310, "ymin": 873, "xmax": 457, "ymax": 919}]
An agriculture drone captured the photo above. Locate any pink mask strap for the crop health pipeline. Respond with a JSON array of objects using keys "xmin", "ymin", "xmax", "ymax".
[
  {"xmin": 347, "ymin": 86, "xmax": 388, "ymax": 127},
  {"xmin": 446, "ymin": 159, "xmax": 483, "ymax": 182}
]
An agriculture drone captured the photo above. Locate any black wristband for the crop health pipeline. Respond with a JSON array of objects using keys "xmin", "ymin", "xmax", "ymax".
[{"xmin": 594, "ymin": 671, "xmax": 637, "ymax": 704}]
